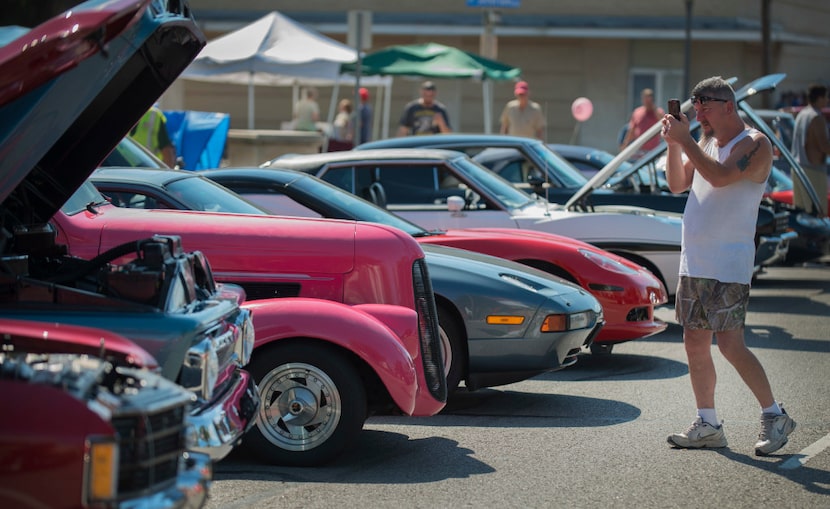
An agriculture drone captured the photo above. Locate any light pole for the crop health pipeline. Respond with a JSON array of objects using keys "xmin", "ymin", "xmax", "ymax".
[{"xmin": 684, "ymin": 0, "xmax": 693, "ymax": 100}]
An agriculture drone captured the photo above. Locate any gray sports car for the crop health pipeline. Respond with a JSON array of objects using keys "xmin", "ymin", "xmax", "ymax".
[{"xmin": 91, "ymin": 163, "xmax": 604, "ymax": 392}]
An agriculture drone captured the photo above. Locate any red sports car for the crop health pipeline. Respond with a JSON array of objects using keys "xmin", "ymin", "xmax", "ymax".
[
  {"xmin": 94, "ymin": 155, "xmax": 669, "ymax": 354},
  {"xmin": 201, "ymin": 168, "xmax": 668, "ymax": 353}
]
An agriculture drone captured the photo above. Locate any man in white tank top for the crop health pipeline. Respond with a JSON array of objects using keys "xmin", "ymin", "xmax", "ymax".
[{"xmin": 660, "ymin": 76, "xmax": 796, "ymax": 455}]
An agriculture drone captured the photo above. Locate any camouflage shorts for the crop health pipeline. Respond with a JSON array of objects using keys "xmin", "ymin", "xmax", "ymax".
[{"xmin": 675, "ymin": 276, "xmax": 750, "ymax": 331}]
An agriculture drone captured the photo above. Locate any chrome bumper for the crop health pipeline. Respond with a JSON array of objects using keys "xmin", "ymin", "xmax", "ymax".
[
  {"xmin": 755, "ymin": 231, "xmax": 798, "ymax": 267},
  {"xmin": 121, "ymin": 451, "xmax": 211, "ymax": 509},
  {"xmin": 186, "ymin": 368, "xmax": 260, "ymax": 461}
]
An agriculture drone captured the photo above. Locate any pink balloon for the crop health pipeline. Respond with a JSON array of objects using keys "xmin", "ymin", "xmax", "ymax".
[{"xmin": 571, "ymin": 97, "xmax": 593, "ymax": 122}]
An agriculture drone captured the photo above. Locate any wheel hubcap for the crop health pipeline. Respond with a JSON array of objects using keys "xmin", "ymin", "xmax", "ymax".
[{"xmin": 256, "ymin": 362, "xmax": 341, "ymax": 451}]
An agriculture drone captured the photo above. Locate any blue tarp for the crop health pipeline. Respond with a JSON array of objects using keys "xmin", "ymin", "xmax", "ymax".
[{"xmin": 164, "ymin": 110, "xmax": 230, "ymax": 170}]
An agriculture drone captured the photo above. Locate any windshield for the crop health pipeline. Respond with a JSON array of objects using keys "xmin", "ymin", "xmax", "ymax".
[
  {"xmin": 290, "ymin": 174, "xmax": 427, "ymax": 235},
  {"xmin": 526, "ymin": 142, "xmax": 588, "ymax": 187},
  {"xmin": 165, "ymin": 177, "xmax": 267, "ymax": 214},
  {"xmin": 102, "ymin": 137, "xmax": 168, "ymax": 168},
  {"xmin": 453, "ymin": 156, "xmax": 540, "ymax": 209},
  {"xmin": 62, "ymin": 181, "xmax": 110, "ymax": 215}
]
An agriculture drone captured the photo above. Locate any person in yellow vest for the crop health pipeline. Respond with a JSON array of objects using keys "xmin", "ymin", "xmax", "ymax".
[{"xmin": 130, "ymin": 105, "xmax": 177, "ymax": 167}]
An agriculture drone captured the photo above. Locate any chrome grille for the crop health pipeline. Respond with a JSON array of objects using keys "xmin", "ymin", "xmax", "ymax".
[
  {"xmin": 411, "ymin": 258, "xmax": 447, "ymax": 402},
  {"xmin": 109, "ymin": 369, "xmax": 192, "ymax": 500}
]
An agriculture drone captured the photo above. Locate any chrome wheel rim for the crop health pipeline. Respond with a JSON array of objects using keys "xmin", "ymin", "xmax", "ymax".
[{"xmin": 256, "ymin": 362, "xmax": 342, "ymax": 452}]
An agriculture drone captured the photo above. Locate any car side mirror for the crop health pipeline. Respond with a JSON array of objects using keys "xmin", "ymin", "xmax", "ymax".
[{"xmin": 447, "ymin": 195, "xmax": 465, "ymax": 213}]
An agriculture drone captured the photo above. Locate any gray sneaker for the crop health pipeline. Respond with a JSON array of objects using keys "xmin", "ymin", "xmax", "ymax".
[
  {"xmin": 755, "ymin": 405, "xmax": 796, "ymax": 456},
  {"xmin": 668, "ymin": 417, "xmax": 728, "ymax": 449}
]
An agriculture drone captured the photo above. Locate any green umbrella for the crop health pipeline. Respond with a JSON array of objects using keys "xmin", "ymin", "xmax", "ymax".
[
  {"xmin": 342, "ymin": 42, "xmax": 521, "ymax": 134},
  {"xmin": 341, "ymin": 42, "xmax": 521, "ymax": 80}
]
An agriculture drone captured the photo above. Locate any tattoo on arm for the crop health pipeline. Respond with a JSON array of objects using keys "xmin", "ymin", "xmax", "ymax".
[{"xmin": 737, "ymin": 142, "xmax": 761, "ymax": 172}]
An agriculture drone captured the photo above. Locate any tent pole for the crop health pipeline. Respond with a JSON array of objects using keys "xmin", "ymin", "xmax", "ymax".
[
  {"xmin": 383, "ymin": 78, "xmax": 392, "ymax": 139},
  {"xmin": 483, "ymin": 80, "xmax": 493, "ymax": 134},
  {"xmin": 248, "ymin": 72, "xmax": 255, "ymax": 130},
  {"xmin": 328, "ymin": 79, "xmax": 340, "ymax": 126}
]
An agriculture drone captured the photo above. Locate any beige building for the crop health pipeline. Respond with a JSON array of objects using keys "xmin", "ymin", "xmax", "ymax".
[{"xmin": 166, "ymin": 0, "xmax": 830, "ymax": 161}]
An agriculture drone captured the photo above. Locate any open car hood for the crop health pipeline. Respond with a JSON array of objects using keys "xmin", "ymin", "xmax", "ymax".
[
  {"xmin": 565, "ymin": 76, "xmax": 750, "ymax": 209},
  {"xmin": 0, "ymin": 0, "xmax": 205, "ymax": 225}
]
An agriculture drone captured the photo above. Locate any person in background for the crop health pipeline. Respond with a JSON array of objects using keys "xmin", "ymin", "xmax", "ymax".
[
  {"xmin": 358, "ymin": 87, "xmax": 373, "ymax": 144},
  {"xmin": 661, "ymin": 76, "xmax": 796, "ymax": 456},
  {"xmin": 130, "ymin": 104, "xmax": 176, "ymax": 167},
  {"xmin": 397, "ymin": 81, "xmax": 451, "ymax": 136},
  {"xmin": 293, "ymin": 87, "xmax": 320, "ymax": 131},
  {"xmin": 791, "ymin": 83, "xmax": 830, "ymax": 217},
  {"xmin": 620, "ymin": 88, "xmax": 665, "ymax": 156},
  {"xmin": 329, "ymin": 98, "xmax": 354, "ymax": 152},
  {"xmin": 500, "ymin": 80, "xmax": 545, "ymax": 140}
]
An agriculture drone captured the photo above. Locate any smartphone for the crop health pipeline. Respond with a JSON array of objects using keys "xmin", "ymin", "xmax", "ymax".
[{"xmin": 668, "ymin": 99, "xmax": 682, "ymax": 120}]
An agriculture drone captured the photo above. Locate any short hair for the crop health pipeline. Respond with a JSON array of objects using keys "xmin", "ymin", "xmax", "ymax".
[
  {"xmin": 691, "ymin": 76, "xmax": 736, "ymax": 103},
  {"xmin": 807, "ymin": 83, "xmax": 827, "ymax": 104}
]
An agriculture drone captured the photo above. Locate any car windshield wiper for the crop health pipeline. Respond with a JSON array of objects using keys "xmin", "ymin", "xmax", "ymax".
[
  {"xmin": 85, "ymin": 200, "xmax": 106, "ymax": 214},
  {"xmin": 411, "ymin": 229, "xmax": 445, "ymax": 238}
]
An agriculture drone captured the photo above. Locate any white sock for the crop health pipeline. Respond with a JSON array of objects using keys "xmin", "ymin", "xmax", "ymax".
[
  {"xmin": 762, "ymin": 402, "xmax": 782, "ymax": 415},
  {"xmin": 697, "ymin": 408, "xmax": 719, "ymax": 426}
]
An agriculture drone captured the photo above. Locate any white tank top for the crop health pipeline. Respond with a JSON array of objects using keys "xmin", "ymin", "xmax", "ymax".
[{"xmin": 680, "ymin": 128, "xmax": 766, "ymax": 284}]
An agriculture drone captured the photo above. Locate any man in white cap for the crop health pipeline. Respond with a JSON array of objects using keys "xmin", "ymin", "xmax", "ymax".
[{"xmin": 500, "ymin": 80, "xmax": 546, "ymax": 140}]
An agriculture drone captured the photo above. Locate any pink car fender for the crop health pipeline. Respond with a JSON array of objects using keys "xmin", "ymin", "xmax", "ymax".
[{"xmin": 241, "ymin": 298, "xmax": 421, "ymax": 416}]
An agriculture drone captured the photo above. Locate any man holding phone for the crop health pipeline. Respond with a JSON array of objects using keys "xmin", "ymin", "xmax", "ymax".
[{"xmin": 661, "ymin": 76, "xmax": 796, "ymax": 455}]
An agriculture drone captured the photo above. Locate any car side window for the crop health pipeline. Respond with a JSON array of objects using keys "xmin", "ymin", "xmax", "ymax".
[
  {"xmin": 319, "ymin": 166, "xmax": 358, "ymax": 193},
  {"xmin": 566, "ymin": 159, "xmax": 599, "ymax": 178},
  {"xmin": 369, "ymin": 163, "xmax": 467, "ymax": 206},
  {"xmin": 100, "ymin": 190, "xmax": 172, "ymax": 209},
  {"xmin": 242, "ymin": 192, "xmax": 323, "ymax": 218},
  {"xmin": 368, "ymin": 164, "xmax": 452, "ymax": 205},
  {"xmin": 496, "ymin": 160, "xmax": 523, "ymax": 183}
]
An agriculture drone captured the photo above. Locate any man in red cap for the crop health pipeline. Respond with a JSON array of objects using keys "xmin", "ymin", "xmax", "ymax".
[
  {"xmin": 500, "ymin": 80, "xmax": 546, "ymax": 140},
  {"xmin": 357, "ymin": 87, "xmax": 373, "ymax": 144}
]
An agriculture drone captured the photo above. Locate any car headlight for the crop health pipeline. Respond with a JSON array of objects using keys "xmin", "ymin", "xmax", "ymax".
[
  {"xmin": 540, "ymin": 310, "xmax": 596, "ymax": 332},
  {"xmin": 183, "ymin": 339, "xmax": 219, "ymax": 400},
  {"xmin": 579, "ymin": 248, "xmax": 640, "ymax": 275},
  {"xmin": 238, "ymin": 310, "xmax": 255, "ymax": 366}
]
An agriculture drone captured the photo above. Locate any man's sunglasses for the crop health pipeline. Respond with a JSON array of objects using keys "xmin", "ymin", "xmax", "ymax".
[{"xmin": 691, "ymin": 95, "xmax": 729, "ymax": 106}]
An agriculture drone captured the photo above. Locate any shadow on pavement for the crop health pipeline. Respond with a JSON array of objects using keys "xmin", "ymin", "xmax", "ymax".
[
  {"xmin": 715, "ymin": 448, "xmax": 830, "ymax": 496},
  {"xmin": 540, "ymin": 352, "xmax": 688, "ymax": 382},
  {"xmin": 214, "ymin": 432, "xmax": 492, "ymax": 482},
  {"xmin": 373, "ymin": 391, "xmax": 642, "ymax": 429}
]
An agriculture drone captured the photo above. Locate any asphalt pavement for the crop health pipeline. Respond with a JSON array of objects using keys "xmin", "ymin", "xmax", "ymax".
[{"xmin": 207, "ymin": 264, "xmax": 830, "ymax": 509}]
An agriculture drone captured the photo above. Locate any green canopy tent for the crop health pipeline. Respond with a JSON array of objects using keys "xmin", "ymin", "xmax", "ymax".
[{"xmin": 341, "ymin": 42, "xmax": 522, "ymax": 135}]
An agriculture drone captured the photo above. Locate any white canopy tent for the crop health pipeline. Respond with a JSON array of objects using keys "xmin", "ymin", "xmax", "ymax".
[{"xmin": 181, "ymin": 11, "xmax": 391, "ymax": 132}]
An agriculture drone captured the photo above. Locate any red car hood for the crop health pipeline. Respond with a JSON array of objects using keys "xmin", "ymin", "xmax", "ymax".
[
  {"xmin": 435, "ymin": 227, "xmax": 647, "ymax": 270},
  {"xmin": 443, "ymin": 227, "xmax": 596, "ymax": 249},
  {"xmin": 1, "ymin": 318, "xmax": 158, "ymax": 369}
]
